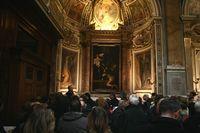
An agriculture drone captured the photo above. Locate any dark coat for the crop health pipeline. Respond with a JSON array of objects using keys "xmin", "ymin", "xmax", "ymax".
[
  {"xmin": 122, "ymin": 105, "xmax": 149, "ymax": 133},
  {"xmin": 184, "ymin": 112, "xmax": 200, "ymax": 133},
  {"xmin": 148, "ymin": 117, "xmax": 184, "ymax": 133},
  {"xmin": 110, "ymin": 107, "xmax": 125, "ymax": 133},
  {"xmin": 57, "ymin": 112, "xmax": 87, "ymax": 133},
  {"xmin": 0, "ymin": 121, "xmax": 6, "ymax": 133}
]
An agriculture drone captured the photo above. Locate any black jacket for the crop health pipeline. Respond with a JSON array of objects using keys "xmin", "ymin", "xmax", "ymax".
[
  {"xmin": 0, "ymin": 121, "xmax": 6, "ymax": 133},
  {"xmin": 122, "ymin": 105, "xmax": 149, "ymax": 133},
  {"xmin": 184, "ymin": 112, "xmax": 200, "ymax": 133},
  {"xmin": 148, "ymin": 117, "xmax": 184, "ymax": 133},
  {"xmin": 57, "ymin": 112, "xmax": 87, "ymax": 133}
]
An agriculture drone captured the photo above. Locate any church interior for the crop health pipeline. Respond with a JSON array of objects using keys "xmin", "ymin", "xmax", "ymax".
[{"xmin": 1, "ymin": 0, "xmax": 200, "ymax": 127}]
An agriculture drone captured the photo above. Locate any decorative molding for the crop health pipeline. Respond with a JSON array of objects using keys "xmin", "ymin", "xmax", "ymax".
[
  {"xmin": 181, "ymin": 15, "xmax": 197, "ymax": 21},
  {"xmin": 154, "ymin": 19, "xmax": 163, "ymax": 94},
  {"xmin": 166, "ymin": 65, "xmax": 186, "ymax": 71},
  {"xmin": 191, "ymin": 23, "xmax": 200, "ymax": 36},
  {"xmin": 36, "ymin": 0, "xmax": 65, "ymax": 33},
  {"xmin": 131, "ymin": 25, "xmax": 153, "ymax": 51}
]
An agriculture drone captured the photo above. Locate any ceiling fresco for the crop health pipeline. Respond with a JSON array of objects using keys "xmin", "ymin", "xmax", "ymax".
[
  {"xmin": 67, "ymin": 0, "xmax": 86, "ymax": 22},
  {"xmin": 61, "ymin": 0, "xmax": 154, "ymax": 27},
  {"xmin": 91, "ymin": 0, "xmax": 122, "ymax": 30}
]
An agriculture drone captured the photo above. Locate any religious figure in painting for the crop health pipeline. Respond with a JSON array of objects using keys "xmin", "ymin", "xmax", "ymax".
[
  {"xmin": 94, "ymin": 53, "xmax": 107, "ymax": 80},
  {"xmin": 106, "ymin": 64, "xmax": 118, "ymax": 89},
  {"xmin": 135, "ymin": 51, "xmax": 151, "ymax": 90},
  {"xmin": 60, "ymin": 56, "xmax": 73, "ymax": 89},
  {"xmin": 93, "ymin": 50, "xmax": 118, "ymax": 90},
  {"xmin": 140, "ymin": 54, "xmax": 151, "ymax": 88}
]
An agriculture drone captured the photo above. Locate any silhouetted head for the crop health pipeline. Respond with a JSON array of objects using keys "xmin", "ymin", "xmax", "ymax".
[
  {"xmin": 109, "ymin": 92, "xmax": 116, "ymax": 99},
  {"xmin": 85, "ymin": 92, "xmax": 91, "ymax": 100},
  {"xmin": 143, "ymin": 94, "xmax": 150, "ymax": 101},
  {"xmin": 120, "ymin": 91, "xmax": 127, "ymax": 100},
  {"xmin": 159, "ymin": 99, "xmax": 181, "ymax": 119},
  {"xmin": 66, "ymin": 85, "xmax": 74, "ymax": 97},
  {"xmin": 68, "ymin": 96, "xmax": 81, "ymax": 112}
]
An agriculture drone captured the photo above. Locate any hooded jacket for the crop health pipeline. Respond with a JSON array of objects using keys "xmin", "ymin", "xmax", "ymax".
[{"xmin": 57, "ymin": 112, "xmax": 87, "ymax": 133}]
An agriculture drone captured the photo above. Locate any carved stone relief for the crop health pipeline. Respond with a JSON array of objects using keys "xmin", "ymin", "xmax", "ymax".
[
  {"xmin": 132, "ymin": 26, "xmax": 153, "ymax": 50},
  {"xmin": 183, "ymin": 0, "xmax": 200, "ymax": 92},
  {"xmin": 188, "ymin": 0, "xmax": 200, "ymax": 15},
  {"xmin": 63, "ymin": 27, "xmax": 80, "ymax": 48},
  {"xmin": 192, "ymin": 24, "xmax": 200, "ymax": 36}
]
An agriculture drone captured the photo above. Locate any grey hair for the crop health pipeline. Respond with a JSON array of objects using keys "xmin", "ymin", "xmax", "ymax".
[{"xmin": 129, "ymin": 94, "xmax": 139, "ymax": 105}]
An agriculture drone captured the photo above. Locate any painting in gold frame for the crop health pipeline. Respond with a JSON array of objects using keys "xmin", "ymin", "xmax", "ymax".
[{"xmin": 91, "ymin": 44, "xmax": 121, "ymax": 93}]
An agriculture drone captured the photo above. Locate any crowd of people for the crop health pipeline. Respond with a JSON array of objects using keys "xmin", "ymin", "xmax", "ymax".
[{"xmin": 1, "ymin": 88, "xmax": 200, "ymax": 133}]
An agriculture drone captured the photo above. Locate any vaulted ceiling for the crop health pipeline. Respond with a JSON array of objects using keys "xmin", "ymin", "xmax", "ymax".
[{"xmin": 59, "ymin": 0, "xmax": 157, "ymax": 27}]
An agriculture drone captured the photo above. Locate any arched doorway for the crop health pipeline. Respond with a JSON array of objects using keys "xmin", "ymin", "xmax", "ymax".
[{"xmin": 56, "ymin": 0, "xmax": 163, "ymax": 95}]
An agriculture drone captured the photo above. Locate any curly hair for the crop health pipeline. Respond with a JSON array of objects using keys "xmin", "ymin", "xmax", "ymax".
[{"xmin": 23, "ymin": 103, "xmax": 55, "ymax": 133}]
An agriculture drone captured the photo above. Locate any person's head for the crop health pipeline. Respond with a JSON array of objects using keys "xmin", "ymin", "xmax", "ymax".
[
  {"xmin": 159, "ymin": 99, "xmax": 181, "ymax": 119},
  {"xmin": 189, "ymin": 91, "xmax": 197, "ymax": 101},
  {"xmin": 179, "ymin": 103, "xmax": 189, "ymax": 122},
  {"xmin": 129, "ymin": 94, "xmax": 139, "ymax": 106},
  {"xmin": 88, "ymin": 107, "xmax": 109, "ymax": 133},
  {"xmin": 68, "ymin": 96, "xmax": 81, "ymax": 112},
  {"xmin": 68, "ymin": 85, "xmax": 74, "ymax": 91},
  {"xmin": 109, "ymin": 92, "xmax": 116, "ymax": 100},
  {"xmin": 151, "ymin": 93, "xmax": 157, "ymax": 99},
  {"xmin": 23, "ymin": 104, "xmax": 55, "ymax": 133},
  {"xmin": 84, "ymin": 92, "xmax": 91, "ymax": 100},
  {"xmin": 154, "ymin": 94, "xmax": 164, "ymax": 105},
  {"xmin": 120, "ymin": 90, "xmax": 127, "ymax": 100},
  {"xmin": 118, "ymin": 100, "xmax": 129, "ymax": 110},
  {"xmin": 97, "ymin": 97, "xmax": 107, "ymax": 108},
  {"xmin": 189, "ymin": 91, "xmax": 197, "ymax": 97},
  {"xmin": 194, "ymin": 100, "xmax": 200, "ymax": 113},
  {"xmin": 66, "ymin": 85, "xmax": 74, "ymax": 97},
  {"xmin": 143, "ymin": 94, "xmax": 150, "ymax": 102}
]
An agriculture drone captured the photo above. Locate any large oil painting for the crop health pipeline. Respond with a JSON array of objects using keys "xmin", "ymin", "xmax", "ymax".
[
  {"xmin": 60, "ymin": 47, "xmax": 79, "ymax": 91},
  {"xmin": 135, "ymin": 50, "xmax": 152, "ymax": 90},
  {"xmin": 92, "ymin": 44, "xmax": 120, "ymax": 93}
]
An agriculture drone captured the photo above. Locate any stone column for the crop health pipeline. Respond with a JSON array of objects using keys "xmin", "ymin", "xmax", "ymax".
[
  {"xmin": 184, "ymin": 37, "xmax": 193, "ymax": 92},
  {"xmin": 55, "ymin": 39, "xmax": 63, "ymax": 92},
  {"xmin": 80, "ymin": 29, "xmax": 91, "ymax": 93},
  {"xmin": 182, "ymin": 15, "xmax": 198, "ymax": 93},
  {"xmin": 154, "ymin": 17, "xmax": 164, "ymax": 94},
  {"xmin": 165, "ymin": 0, "xmax": 185, "ymax": 66},
  {"xmin": 80, "ymin": 44, "xmax": 91, "ymax": 92},
  {"xmin": 121, "ymin": 28, "xmax": 132, "ymax": 93}
]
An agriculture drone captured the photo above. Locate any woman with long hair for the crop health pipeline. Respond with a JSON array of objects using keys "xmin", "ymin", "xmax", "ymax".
[
  {"xmin": 87, "ymin": 107, "xmax": 112, "ymax": 133},
  {"xmin": 23, "ymin": 103, "xmax": 55, "ymax": 133}
]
